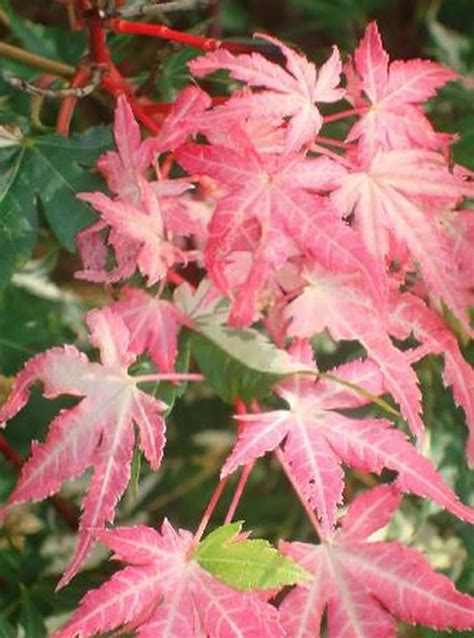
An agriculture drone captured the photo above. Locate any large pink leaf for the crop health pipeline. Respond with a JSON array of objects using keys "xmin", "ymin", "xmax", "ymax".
[
  {"xmin": 54, "ymin": 520, "xmax": 285, "ymax": 638},
  {"xmin": 190, "ymin": 35, "xmax": 344, "ymax": 152},
  {"xmin": 285, "ymin": 262, "xmax": 425, "ymax": 438},
  {"xmin": 390, "ymin": 293, "xmax": 474, "ymax": 466},
  {"xmin": 98, "ymin": 95, "xmax": 158, "ymax": 204},
  {"xmin": 111, "ymin": 287, "xmax": 191, "ymax": 373},
  {"xmin": 345, "ymin": 21, "xmax": 456, "ymax": 157},
  {"xmin": 0, "ymin": 308, "xmax": 167, "ymax": 586},
  {"xmin": 332, "ymin": 149, "xmax": 474, "ymax": 335},
  {"xmin": 222, "ymin": 350, "xmax": 474, "ymax": 534},
  {"xmin": 279, "ymin": 486, "xmax": 474, "ymax": 637},
  {"xmin": 176, "ymin": 134, "xmax": 347, "ymax": 326}
]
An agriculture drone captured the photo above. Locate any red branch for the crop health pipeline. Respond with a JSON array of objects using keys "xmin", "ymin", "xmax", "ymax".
[
  {"xmin": 56, "ymin": 64, "xmax": 92, "ymax": 136},
  {"xmin": 0, "ymin": 433, "xmax": 22, "ymax": 468}
]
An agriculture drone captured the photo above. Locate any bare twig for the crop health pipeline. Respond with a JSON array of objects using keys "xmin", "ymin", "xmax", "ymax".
[
  {"xmin": 1, "ymin": 66, "xmax": 104, "ymax": 99},
  {"xmin": 118, "ymin": 0, "xmax": 211, "ymax": 18},
  {"xmin": 0, "ymin": 42, "xmax": 75, "ymax": 78}
]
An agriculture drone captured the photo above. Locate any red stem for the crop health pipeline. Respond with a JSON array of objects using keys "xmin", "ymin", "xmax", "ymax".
[
  {"xmin": 192, "ymin": 476, "xmax": 229, "ymax": 546},
  {"xmin": 323, "ymin": 106, "xmax": 368, "ymax": 124},
  {"xmin": 0, "ymin": 433, "xmax": 22, "ymax": 468},
  {"xmin": 88, "ymin": 14, "xmax": 110, "ymax": 65},
  {"xmin": 313, "ymin": 134, "xmax": 350, "ymax": 149},
  {"xmin": 223, "ymin": 399, "xmax": 256, "ymax": 523},
  {"xmin": 109, "ymin": 17, "xmax": 224, "ymax": 50},
  {"xmin": 56, "ymin": 64, "xmax": 91, "ymax": 136},
  {"xmin": 108, "ymin": 18, "xmax": 264, "ymax": 54},
  {"xmin": 167, "ymin": 269, "xmax": 193, "ymax": 288},
  {"xmin": 224, "ymin": 462, "xmax": 254, "ymax": 524}
]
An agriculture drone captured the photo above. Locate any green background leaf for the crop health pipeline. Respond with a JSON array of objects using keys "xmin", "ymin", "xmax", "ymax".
[
  {"xmin": 0, "ymin": 126, "xmax": 112, "ymax": 288},
  {"xmin": 190, "ymin": 317, "xmax": 306, "ymax": 403}
]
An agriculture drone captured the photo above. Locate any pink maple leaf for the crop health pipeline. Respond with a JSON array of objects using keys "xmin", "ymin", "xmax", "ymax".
[
  {"xmin": 390, "ymin": 292, "xmax": 474, "ymax": 467},
  {"xmin": 78, "ymin": 177, "xmax": 186, "ymax": 285},
  {"xmin": 189, "ymin": 34, "xmax": 344, "ymax": 152},
  {"xmin": 345, "ymin": 21, "xmax": 457, "ymax": 158},
  {"xmin": 53, "ymin": 520, "xmax": 284, "ymax": 638},
  {"xmin": 156, "ymin": 84, "xmax": 212, "ymax": 152},
  {"xmin": 176, "ymin": 131, "xmax": 349, "ymax": 327},
  {"xmin": 279, "ymin": 484, "xmax": 474, "ymax": 637},
  {"xmin": 284, "ymin": 259, "xmax": 425, "ymax": 439},
  {"xmin": 111, "ymin": 287, "xmax": 192, "ymax": 373},
  {"xmin": 222, "ymin": 341, "xmax": 474, "ymax": 535},
  {"xmin": 0, "ymin": 308, "xmax": 168, "ymax": 587},
  {"xmin": 98, "ymin": 95, "xmax": 159, "ymax": 204},
  {"xmin": 332, "ymin": 149, "xmax": 474, "ymax": 335}
]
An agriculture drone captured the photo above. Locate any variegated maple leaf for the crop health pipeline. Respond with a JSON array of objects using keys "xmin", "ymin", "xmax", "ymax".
[
  {"xmin": 222, "ymin": 341, "xmax": 474, "ymax": 536},
  {"xmin": 344, "ymin": 21, "xmax": 456, "ymax": 158},
  {"xmin": 76, "ymin": 96, "xmax": 200, "ymax": 285},
  {"xmin": 189, "ymin": 34, "xmax": 344, "ymax": 152},
  {"xmin": 284, "ymin": 260, "xmax": 425, "ymax": 438},
  {"xmin": 98, "ymin": 95, "xmax": 159, "ymax": 204},
  {"xmin": 331, "ymin": 149, "xmax": 474, "ymax": 335},
  {"xmin": 111, "ymin": 287, "xmax": 191, "ymax": 373},
  {"xmin": 389, "ymin": 292, "xmax": 474, "ymax": 466},
  {"xmin": 78, "ymin": 177, "xmax": 186, "ymax": 285},
  {"xmin": 279, "ymin": 485, "xmax": 474, "ymax": 637},
  {"xmin": 0, "ymin": 308, "xmax": 168, "ymax": 587},
  {"xmin": 53, "ymin": 520, "xmax": 285, "ymax": 638},
  {"xmin": 176, "ymin": 130, "xmax": 363, "ymax": 327}
]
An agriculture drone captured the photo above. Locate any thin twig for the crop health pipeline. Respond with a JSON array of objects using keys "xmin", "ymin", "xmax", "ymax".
[
  {"xmin": 118, "ymin": 0, "xmax": 211, "ymax": 18},
  {"xmin": 1, "ymin": 66, "xmax": 103, "ymax": 99},
  {"xmin": 0, "ymin": 42, "xmax": 75, "ymax": 78}
]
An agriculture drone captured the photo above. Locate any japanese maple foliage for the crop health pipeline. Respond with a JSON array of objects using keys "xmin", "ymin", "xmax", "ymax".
[
  {"xmin": 279, "ymin": 485, "xmax": 474, "ymax": 637},
  {"xmin": 1, "ymin": 15, "xmax": 474, "ymax": 638},
  {"xmin": 53, "ymin": 520, "xmax": 288, "ymax": 638},
  {"xmin": 0, "ymin": 308, "xmax": 172, "ymax": 587}
]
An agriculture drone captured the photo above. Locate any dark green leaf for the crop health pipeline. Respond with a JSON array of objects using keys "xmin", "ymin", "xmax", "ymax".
[
  {"xmin": 0, "ymin": 0, "xmax": 85, "ymax": 64},
  {"xmin": 0, "ymin": 126, "xmax": 112, "ymax": 287}
]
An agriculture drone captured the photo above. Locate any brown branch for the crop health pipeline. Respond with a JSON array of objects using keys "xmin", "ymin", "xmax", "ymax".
[{"xmin": 0, "ymin": 42, "xmax": 75, "ymax": 78}]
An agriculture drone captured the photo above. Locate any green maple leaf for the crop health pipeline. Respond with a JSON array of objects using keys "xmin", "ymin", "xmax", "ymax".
[{"xmin": 0, "ymin": 125, "xmax": 112, "ymax": 288}]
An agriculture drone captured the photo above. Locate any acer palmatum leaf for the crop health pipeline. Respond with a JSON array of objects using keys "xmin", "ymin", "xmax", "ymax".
[
  {"xmin": 176, "ymin": 134, "xmax": 352, "ymax": 326},
  {"xmin": 285, "ymin": 262, "xmax": 425, "ymax": 438},
  {"xmin": 156, "ymin": 84, "xmax": 212, "ymax": 152},
  {"xmin": 79, "ymin": 178, "xmax": 186, "ymax": 285},
  {"xmin": 53, "ymin": 520, "xmax": 285, "ymax": 638},
  {"xmin": 222, "ymin": 342, "xmax": 474, "ymax": 534},
  {"xmin": 390, "ymin": 292, "xmax": 474, "ymax": 466},
  {"xmin": 345, "ymin": 21, "xmax": 457, "ymax": 158},
  {"xmin": 279, "ymin": 485, "xmax": 474, "ymax": 637},
  {"xmin": 189, "ymin": 34, "xmax": 344, "ymax": 152},
  {"xmin": 98, "ymin": 95, "xmax": 159, "ymax": 204},
  {"xmin": 0, "ymin": 308, "xmax": 168, "ymax": 587},
  {"xmin": 332, "ymin": 149, "xmax": 474, "ymax": 336},
  {"xmin": 75, "ymin": 220, "xmax": 138, "ymax": 284},
  {"xmin": 111, "ymin": 287, "xmax": 192, "ymax": 373}
]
